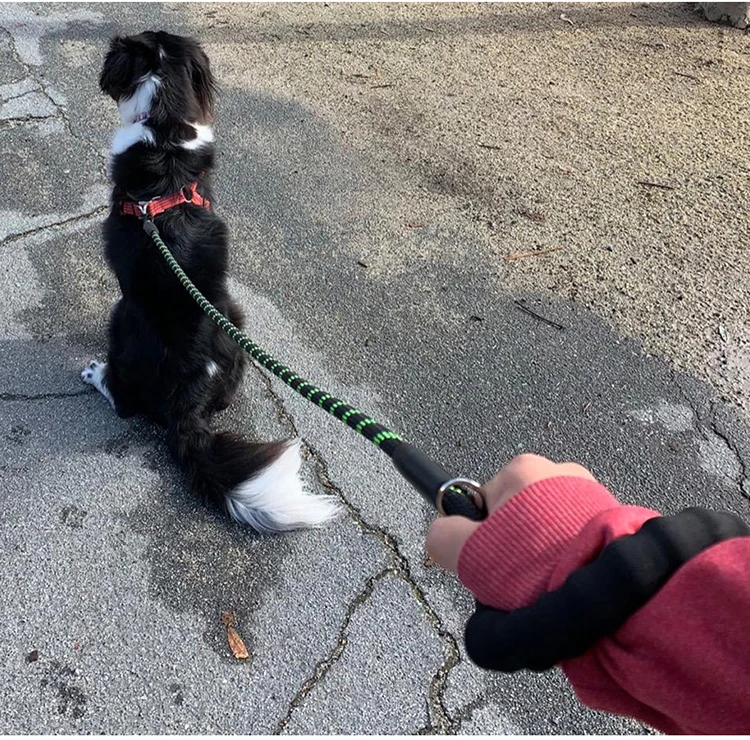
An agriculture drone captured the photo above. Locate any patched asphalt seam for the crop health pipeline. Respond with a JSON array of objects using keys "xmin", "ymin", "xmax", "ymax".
[
  {"xmin": 0, "ymin": 390, "xmax": 90, "ymax": 402},
  {"xmin": 442, "ymin": 692, "xmax": 497, "ymax": 734},
  {"xmin": 249, "ymin": 362, "xmax": 460, "ymax": 734},
  {"xmin": 0, "ymin": 114, "xmax": 62, "ymax": 129}
]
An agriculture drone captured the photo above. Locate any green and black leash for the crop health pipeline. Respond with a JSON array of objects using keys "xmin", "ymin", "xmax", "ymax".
[{"xmin": 143, "ymin": 218, "xmax": 486, "ymax": 521}]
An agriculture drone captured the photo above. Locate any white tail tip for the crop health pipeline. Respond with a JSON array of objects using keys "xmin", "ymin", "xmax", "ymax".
[{"xmin": 224, "ymin": 441, "xmax": 342, "ymax": 533}]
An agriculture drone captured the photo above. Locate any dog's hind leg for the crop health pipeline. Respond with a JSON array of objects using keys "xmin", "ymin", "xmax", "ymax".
[
  {"xmin": 206, "ymin": 299, "xmax": 247, "ymax": 415},
  {"xmin": 81, "ymin": 360, "xmax": 116, "ymax": 408},
  {"xmin": 81, "ymin": 300, "xmax": 156, "ymax": 417},
  {"xmin": 82, "ymin": 357, "xmax": 142, "ymax": 418}
]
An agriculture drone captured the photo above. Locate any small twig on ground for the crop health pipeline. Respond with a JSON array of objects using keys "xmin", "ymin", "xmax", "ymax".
[
  {"xmin": 478, "ymin": 142, "xmax": 504, "ymax": 151},
  {"xmin": 371, "ymin": 83, "xmax": 394, "ymax": 89},
  {"xmin": 637, "ymin": 180, "xmax": 675, "ymax": 190},
  {"xmin": 520, "ymin": 210, "xmax": 546, "ymax": 223},
  {"xmin": 504, "ymin": 246, "xmax": 561, "ymax": 262},
  {"xmin": 514, "ymin": 300, "xmax": 565, "ymax": 330},
  {"xmin": 674, "ymin": 71, "xmax": 699, "ymax": 81}
]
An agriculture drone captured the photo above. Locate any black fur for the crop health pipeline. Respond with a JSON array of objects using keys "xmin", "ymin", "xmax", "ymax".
[{"xmin": 96, "ymin": 31, "xmax": 289, "ymax": 518}]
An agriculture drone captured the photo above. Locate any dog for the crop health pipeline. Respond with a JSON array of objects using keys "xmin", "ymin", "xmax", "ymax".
[{"xmin": 82, "ymin": 31, "xmax": 340, "ymax": 533}]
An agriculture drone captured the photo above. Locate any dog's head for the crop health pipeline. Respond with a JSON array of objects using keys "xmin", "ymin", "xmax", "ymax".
[{"xmin": 100, "ymin": 31, "xmax": 215, "ymax": 124}]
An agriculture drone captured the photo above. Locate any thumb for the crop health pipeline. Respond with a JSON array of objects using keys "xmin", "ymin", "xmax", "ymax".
[{"xmin": 426, "ymin": 516, "xmax": 481, "ymax": 574}]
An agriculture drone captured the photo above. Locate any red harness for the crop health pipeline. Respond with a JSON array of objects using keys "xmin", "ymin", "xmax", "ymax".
[{"xmin": 119, "ymin": 180, "xmax": 211, "ymax": 219}]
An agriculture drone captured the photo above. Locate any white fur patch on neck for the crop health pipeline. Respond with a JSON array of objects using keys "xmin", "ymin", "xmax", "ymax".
[
  {"xmin": 181, "ymin": 123, "xmax": 214, "ymax": 150},
  {"xmin": 109, "ymin": 74, "xmax": 160, "ymax": 158},
  {"xmin": 110, "ymin": 122, "xmax": 155, "ymax": 156},
  {"xmin": 118, "ymin": 74, "xmax": 160, "ymax": 125}
]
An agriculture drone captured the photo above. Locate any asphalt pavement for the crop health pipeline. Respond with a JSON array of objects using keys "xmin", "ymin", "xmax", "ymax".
[{"xmin": 0, "ymin": 3, "xmax": 748, "ymax": 734}]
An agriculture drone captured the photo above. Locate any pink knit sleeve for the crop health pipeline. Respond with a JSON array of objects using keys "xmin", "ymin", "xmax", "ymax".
[{"xmin": 457, "ymin": 476, "xmax": 656, "ymax": 610}]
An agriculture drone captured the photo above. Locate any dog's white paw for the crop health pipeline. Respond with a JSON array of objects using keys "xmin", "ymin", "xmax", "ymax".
[
  {"xmin": 81, "ymin": 360, "xmax": 103, "ymax": 385},
  {"xmin": 81, "ymin": 360, "xmax": 115, "ymax": 408}
]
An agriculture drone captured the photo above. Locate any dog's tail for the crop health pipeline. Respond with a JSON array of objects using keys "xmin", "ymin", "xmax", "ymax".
[{"xmin": 167, "ymin": 414, "xmax": 341, "ymax": 533}]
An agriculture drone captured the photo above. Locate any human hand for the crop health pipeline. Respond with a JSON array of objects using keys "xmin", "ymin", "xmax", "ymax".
[{"xmin": 426, "ymin": 454, "xmax": 597, "ymax": 573}]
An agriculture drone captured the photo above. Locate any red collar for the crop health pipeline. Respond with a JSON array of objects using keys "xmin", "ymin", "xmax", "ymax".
[{"xmin": 119, "ymin": 180, "xmax": 211, "ymax": 219}]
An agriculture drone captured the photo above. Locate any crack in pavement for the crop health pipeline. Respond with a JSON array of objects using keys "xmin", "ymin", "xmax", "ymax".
[
  {"xmin": 0, "ymin": 390, "xmax": 89, "ymax": 402},
  {"xmin": 0, "ymin": 205, "xmax": 108, "ymax": 247},
  {"xmin": 0, "ymin": 87, "xmax": 43, "ymax": 104},
  {"xmin": 1, "ymin": 25, "xmax": 109, "ymax": 181},
  {"xmin": 671, "ymin": 369, "xmax": 711, "ymax": 427},
  {"xmin": 272, "ymin": 567, "xmax": 393, "ymax": 735},
  {"xmin": 708, "ymin": 399, "xmax": 750, "ymax": 500},
  {"xmin": 248, "ymin": 362, "xmax": 460, "ymax": 734},
  {"xmin": 0, "ymin": 25, "xmax": 110, "ymax": 244},
  {"xmin": 669, "ymin": 367, "xmax": 749, "ymax": 500}
]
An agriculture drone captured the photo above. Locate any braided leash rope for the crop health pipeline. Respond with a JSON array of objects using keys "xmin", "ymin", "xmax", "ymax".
[{"xmin": 144, "ymin": 220, "xmax": 403, "ymax": 457}]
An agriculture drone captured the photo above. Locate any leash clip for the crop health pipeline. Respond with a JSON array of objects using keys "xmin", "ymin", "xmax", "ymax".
[
  {"xmin": 138, "ymin": 202, "xmax": 160, "ymax": 237},
  {"xmin": 142, "ymin": 216, "xmax": 158, "ymax": 237}
]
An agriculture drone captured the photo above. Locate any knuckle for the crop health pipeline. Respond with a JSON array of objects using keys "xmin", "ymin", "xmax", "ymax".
[{"xmin": 506, "ymin": 453, "xmax": 549, "ymax": 476}]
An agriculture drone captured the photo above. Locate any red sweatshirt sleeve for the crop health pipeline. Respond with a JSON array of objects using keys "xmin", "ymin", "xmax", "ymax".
[{"xmin": 456, "ymin": 476, "xmax": 750, "ymax": 734}]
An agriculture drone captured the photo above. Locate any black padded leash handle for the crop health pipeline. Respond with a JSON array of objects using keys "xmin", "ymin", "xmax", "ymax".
[{"xmin": 391, "ymin": 443, "xmax": 487, "ymax": 521}]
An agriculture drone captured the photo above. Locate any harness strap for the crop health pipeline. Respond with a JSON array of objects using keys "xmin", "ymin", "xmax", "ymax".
[{"xmin": 120, "ymin": 180, "xmax": 211, "ymax": 219}]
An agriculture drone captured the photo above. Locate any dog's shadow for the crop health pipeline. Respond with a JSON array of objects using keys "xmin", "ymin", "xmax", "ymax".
[{"xmin": 0, "ymin": 335, "xmax": 292, "ymax": 659}]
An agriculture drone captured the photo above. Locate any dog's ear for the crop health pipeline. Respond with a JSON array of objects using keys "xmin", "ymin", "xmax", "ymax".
[
  {"xmin": 99, "ymin": 35, "xmax": 157, "ymax": 100},
  {"xmin": 186, "ymin": 42, "xmax": 216, "ymax": 122}
]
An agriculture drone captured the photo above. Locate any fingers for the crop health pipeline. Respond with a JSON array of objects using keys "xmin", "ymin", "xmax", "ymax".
[
  {"xmin": 426, "ymin": 515, "xmax": 481, "ymax": 573},
  {"xmin": 481, "ymin": 454, "xmax": 597, "ymax": 514},
  {"xmin": 426, "ymin": 454, "xmax": 598, "ymax": 574}
]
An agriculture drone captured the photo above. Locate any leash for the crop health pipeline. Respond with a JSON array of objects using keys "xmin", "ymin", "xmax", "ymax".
[{"xmin": 142, "ymin": 216, "xmax": 486, "ymax": 521}]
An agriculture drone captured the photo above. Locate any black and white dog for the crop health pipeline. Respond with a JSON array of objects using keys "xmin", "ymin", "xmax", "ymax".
[{"xmin": 82, "ymin": 31, "xmax": 339, "ymax": 532}]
